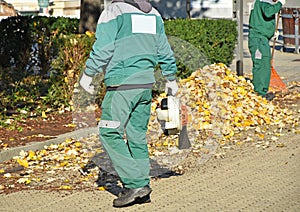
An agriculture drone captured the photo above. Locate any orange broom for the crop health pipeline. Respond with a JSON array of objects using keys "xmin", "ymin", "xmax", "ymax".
[{"xmin": 269, "ymin": 13, "xmax": 288, "ymax": 93}]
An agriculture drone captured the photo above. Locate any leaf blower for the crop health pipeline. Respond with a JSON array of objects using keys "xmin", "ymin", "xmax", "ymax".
[{"xmin": 156, "ymin": 96, "xmax": 191, "ymax": 149}]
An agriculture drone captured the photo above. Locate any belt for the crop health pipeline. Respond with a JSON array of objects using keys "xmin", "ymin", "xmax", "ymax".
[{"xmin": 106, "ymin": 83, "xmax": 153, "ymax": 91}]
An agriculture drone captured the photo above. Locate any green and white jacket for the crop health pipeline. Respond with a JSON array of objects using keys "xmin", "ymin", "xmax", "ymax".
[
  {"xmin": 84, "ymin": 0, "xmax": 177, "ymax": 87},
  {"xmin": 249, "ymin": 0, "xmax": 283, "ymax": 40}
]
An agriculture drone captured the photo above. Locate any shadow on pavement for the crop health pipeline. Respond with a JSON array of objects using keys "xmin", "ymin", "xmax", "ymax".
[{"xmin": 80, "ymin": 152, "xmax": 181, "ymax": 197}]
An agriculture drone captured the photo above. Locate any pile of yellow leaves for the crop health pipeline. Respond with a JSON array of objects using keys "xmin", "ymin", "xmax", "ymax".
[{"xmin": 148, "ymin": 63, "xmax": 298, "ymax": 148}]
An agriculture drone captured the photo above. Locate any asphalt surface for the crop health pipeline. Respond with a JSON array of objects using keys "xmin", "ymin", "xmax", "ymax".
[{"xmin": 1, "ymin": 17, "xmax": 300, "ymax": 211}]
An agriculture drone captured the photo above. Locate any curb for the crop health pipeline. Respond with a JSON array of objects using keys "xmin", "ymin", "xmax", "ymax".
[{"xmin": 0, "ymin": 127, "xmax": 98, "ymax": 163}]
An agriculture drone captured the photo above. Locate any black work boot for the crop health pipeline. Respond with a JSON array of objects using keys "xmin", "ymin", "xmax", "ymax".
[{"xmin": 113, "ymin": 185, "xmax": 152, "ymax": 207}]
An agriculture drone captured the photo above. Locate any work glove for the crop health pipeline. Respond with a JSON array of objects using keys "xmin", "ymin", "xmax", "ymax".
[
  {"xmin": 79, "ymin": 72, "xmax": 95, "ymax": 95},
  {"xmin": 165, "ymin": 80, "xmax": 178, "ymax": 96},
  {"xmin": 278, "ymin": 0, "xmax": 286, "ymax": 6}
]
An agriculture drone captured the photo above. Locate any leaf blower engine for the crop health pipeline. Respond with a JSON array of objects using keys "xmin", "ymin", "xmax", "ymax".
[{"xmin": 156, "ymin": 96, "xmax": 191, "ymax": 149}]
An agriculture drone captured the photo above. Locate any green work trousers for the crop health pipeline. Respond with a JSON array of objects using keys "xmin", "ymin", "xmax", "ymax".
[
  {"xmin": 99, "ymin": 88, "xmax": 152, "ymax": 189},
  {"xmin": 248, "ymin": 36, "xmax": 271, "ymax": 96}
]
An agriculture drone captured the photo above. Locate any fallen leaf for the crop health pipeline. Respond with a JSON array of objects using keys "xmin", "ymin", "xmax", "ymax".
[
  {"xmin": 98, "ymin": 186, "xmax": 107, "ymax": 191},
  {"xmin": 17, "ymin": 159, "xmax": 29, "ymax": 168},
  {"xmin": 42, "ymin": 111, "xmax": 47, "ymax": 119},
  {"xmin": 59, "ymin": 185, "xmax": 72, "ymax": 190}
]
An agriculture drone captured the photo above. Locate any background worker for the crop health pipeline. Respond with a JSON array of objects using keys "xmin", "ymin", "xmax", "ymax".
[
  {"xmin": 248, "ymin": 0, "xmax": 286, "ymax": 101},
  {"xmin": 79, "ymin": 0, "xmax": 178, "ymax": 207}
]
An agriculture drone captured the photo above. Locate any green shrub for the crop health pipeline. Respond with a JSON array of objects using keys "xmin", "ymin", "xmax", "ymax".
[
  {"xmin": 0, "ymin": 16, "xmax": 80, "ymax": 120},
  {"xmin": 0, "ymin": 16, "xmax": 79, "ymax": 79},
  {"xmin": 164, "ymin": 19, "xmax": 237, "ymax": 67}
]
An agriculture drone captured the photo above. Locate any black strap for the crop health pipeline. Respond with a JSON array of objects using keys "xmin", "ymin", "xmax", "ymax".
[{"xmin": 106, "ymin": 83, "xmax": 153, "ymax": 91}]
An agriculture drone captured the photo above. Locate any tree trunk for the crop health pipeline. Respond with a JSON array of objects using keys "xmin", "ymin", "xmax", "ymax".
[{"xmin": 79, "ymin": 0, "xmax": 103, "ymax": 33}]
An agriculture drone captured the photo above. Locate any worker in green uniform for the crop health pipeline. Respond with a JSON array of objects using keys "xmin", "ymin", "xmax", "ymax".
[
  {"xmin": 79, "ymin": 0, "xmax": 178, "ymax": 207},
  {"xmin": 248, "ymin": 0, "xmax": 285, "ymax": 101}
]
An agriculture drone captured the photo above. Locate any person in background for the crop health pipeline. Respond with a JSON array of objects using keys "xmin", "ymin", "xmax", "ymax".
[
  {"xmin": 79, "ymin": 0, "xmax": 178, "ymax": 207},
  {"xmin": 248, "ymin": 0, "xmax": 286, "ymax": 101}
]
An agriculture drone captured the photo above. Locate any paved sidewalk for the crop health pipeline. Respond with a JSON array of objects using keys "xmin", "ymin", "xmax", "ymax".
[{"xmin": 1, "ymin": 131, "xmax": 299, "ymax": 211}]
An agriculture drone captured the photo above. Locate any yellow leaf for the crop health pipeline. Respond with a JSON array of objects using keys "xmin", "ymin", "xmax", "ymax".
[
  {"xmin": 85, "ymin": 31, "xmax": 94, "ymax": 37},
  {"xmin": 42, "ymin": 111, "xmax": 47, "ymax": 119},
  {"xmin": 64, "ymin": 77, "xmax": 69, "ymax": 83},
  {"xmin": 64, "ymin": 123, "xmax": 76, "ymax": 128},
  {"xmin": 24, "ymin": 179, "xmax": 31, "ymax": 185},
  {"xmin": 229, "ymin": 130, "xmax": 235, "ymax": 137},
  {"xmin": 235, "ymin": 123, "xmax": 243, "ymax": 127},
  {"xmin": 234, "ymin": 116, "xmax": 239, "ymax": 123},
  {"xmin": 1, "ymin": 143, "xmax": 8, "ymax": 147},
  {"xmin": 198, "ymin": 106, "xmax": 203, "ymax": 112},
  {"xmin": 243, "ymin": 120, "xmax": 254, "ymax": 127},
  {"xmin": 17, "ymin": 178, "xmax": 31, "ymax": 184},
  {"xmin": 203, "ymin": 102, "xmax": 209, "ymax": 109},
  {"xmin": 60, "ymin": 185, "xmax": 72, "ymax": 190},
  {"xmin": 74, "ymin": 141, "xmax": 82, "ymax": 148},
  {"xmin": 236, "ymin": 141, "xmax": 244, "ymax": 145},
  {"xmin": 60, "ymin": 161, "xmax": 69, "ymax": 167},
  {"xmin": 39, "ymin": 149, "xmax": 47, "ymax": 156},
  {"xmin": 225, "ymin": 69, "xmax": 231, "ymax": 76},
  {"xmin": 17, "ymin": 159, "xmax": 29, "ymax": 168},
  {"xmin": 98, "ymin": 186, "xmax": 107, "ymax": 191},
  {"xmin": 155, "ymin": 143, "xmax": 162, "ymax": 147},
  {"xmin": 27, "ymin": 150, "xmax": 36, "ymax": 160},
  {"xmin": 64, "ymin": 156, "xmax": 71, "ymax": 160},
  {"xmin": 65, "ymin": 138, "xmax": 73, "ymax": 143},
  {"xmin": 81, "ymin": 177, "xmax": 89, "ymax": 181},
  {"xmin": 203, "ymin": 110, "xmax": 210, "ymax": 116},
  {"xmin": 263, "ymin": 116, "xmax": 271, "ymax": 124},
  {"xmin": 0, "ymin": 169, "xmax": 4, "ymax": 173},
  {"xmin": 275, "ymin": 133, "xmax": 284, "ymax": 137},
  {"xmin": 162, "ymin": 141, "xmax": 168, "ymax": 146},
  {"xmin": 257, "ymin": 134, "xmax": 265, "ymax": 139}
]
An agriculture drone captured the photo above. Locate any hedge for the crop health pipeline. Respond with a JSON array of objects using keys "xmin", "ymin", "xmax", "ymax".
[{"xmin": 0, "ymin": 16, "xmax": 237, "ymax": 121}]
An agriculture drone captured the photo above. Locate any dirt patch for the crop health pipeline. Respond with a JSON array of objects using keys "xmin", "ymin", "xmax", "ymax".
[
  {"xmin": 0, "ymin": 109, "xmax": 102, "ymax": 150},
  {"xmin": 0, "ymin": 113, "xmax": 73, "ymax": 149}
]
